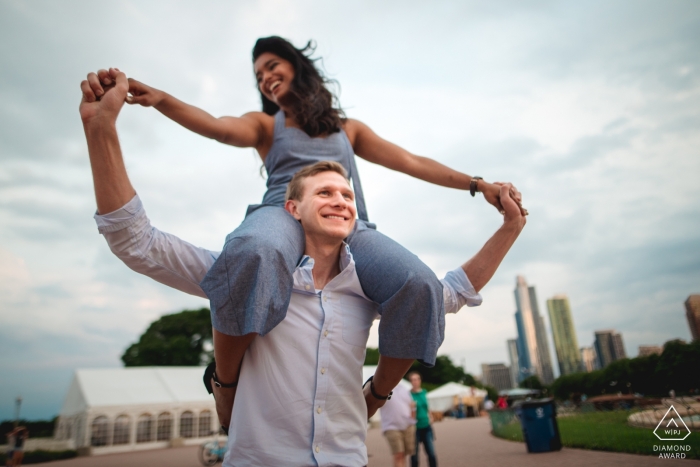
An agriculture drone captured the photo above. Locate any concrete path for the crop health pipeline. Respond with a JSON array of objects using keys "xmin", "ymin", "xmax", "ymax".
[
  {"xmin": 367, "ymin": 417, "xmax": 696, "ymax": 467},
  {"xmin": 34, "ymin": 416, "xmax": 695, "ymax": 466}
]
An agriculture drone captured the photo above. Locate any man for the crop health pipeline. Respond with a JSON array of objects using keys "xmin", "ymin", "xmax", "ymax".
[
  {"xmin": 408, "ymin": 372, "xmax": 437, "ymax": 467},
  {"xmin": 81, "ymin": 68, "xmax": 526, "ymax": 466},
  {"xmin": 380, "ymin": 382, "xmax": 416, "ymax": 467}
]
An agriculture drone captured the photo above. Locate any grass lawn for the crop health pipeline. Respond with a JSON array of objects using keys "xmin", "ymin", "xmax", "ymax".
[{"xmin": 493, "ymin": 410, "xmax": 700, "ymax": 459}]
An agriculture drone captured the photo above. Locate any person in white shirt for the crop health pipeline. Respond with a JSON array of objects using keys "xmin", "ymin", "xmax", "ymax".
[
  {"xmin": 380, "ymin": 383, "xmax": 417, "ymax": 467},
  {"xmin": 80, "ymin": 68, "xmax": 527, "ymax": 467}
]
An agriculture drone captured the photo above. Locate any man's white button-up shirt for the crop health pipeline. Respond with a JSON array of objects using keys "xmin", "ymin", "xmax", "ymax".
[{"xmin": 94, "ymin": 195, "xmax": 482, "ymax": 467}]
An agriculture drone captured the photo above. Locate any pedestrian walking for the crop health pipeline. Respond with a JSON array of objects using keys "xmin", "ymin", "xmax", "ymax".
[{"xmin": 408, "ymin": 372, "xmax": 437, "ymax": 467}]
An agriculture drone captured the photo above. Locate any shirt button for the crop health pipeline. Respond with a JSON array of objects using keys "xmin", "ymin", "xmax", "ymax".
[
  {"xmin": 317, "ymin": 406, "xmax": 322, "ymax": 414},
  {"xmin": 315, "ymin": 446, "xmax": 320, "ymax": 453},
  {"xmin": 305, "ymin": 284, "xmax": 310, "ymax": 290},
  {"xmin": 321, "ymin": 368, "xmax": 326, "ymax": 375},
  {"xmin": 323, "ymin": 330, "xmax": 329, "ymax": 337},
  {"xmin": 323, "ymin": 296, "xmax": 328, "ymax": 302}
]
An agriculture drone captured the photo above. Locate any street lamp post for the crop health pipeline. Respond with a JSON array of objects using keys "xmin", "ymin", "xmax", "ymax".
[{"xmin": 15, "ymin": 396, "xmax": 22, "ymax": 428}]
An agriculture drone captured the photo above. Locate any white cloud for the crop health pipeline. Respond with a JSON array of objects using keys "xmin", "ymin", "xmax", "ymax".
[{"xmin": 1, "ymin": 0, "xmax": 699, "ymax": 418}]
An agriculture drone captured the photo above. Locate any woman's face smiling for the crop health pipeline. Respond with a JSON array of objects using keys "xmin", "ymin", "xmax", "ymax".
[{"xmin": 254, "ymin": 52, "xmax": 295, "ymax": 105}]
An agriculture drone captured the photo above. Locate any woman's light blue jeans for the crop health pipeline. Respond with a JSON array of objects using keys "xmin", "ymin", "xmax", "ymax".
[{"xmin": 200, "ymin": 205, "xmax": 444, "ymax": 365}]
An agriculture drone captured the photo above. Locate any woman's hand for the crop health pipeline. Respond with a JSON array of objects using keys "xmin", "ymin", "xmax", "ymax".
[
  {"xmin": 126, "ymin": 78, "xmax": 165, "ymax": 107},
  {"xmin": 480, "ymin": 181, "xmax": 527, "ymax": 217}
]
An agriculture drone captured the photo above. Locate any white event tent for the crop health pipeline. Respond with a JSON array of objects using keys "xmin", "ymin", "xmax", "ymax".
[
  {"xmin": 427, "ymin": 382, "xmax": 487, "ymax": 413},
  {"xmin": 54, "ymin": 367, "xmax": 218, "ymax": 455}
]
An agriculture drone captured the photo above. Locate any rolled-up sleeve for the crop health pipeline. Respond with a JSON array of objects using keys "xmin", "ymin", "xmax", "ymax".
[
  {"xmin": 94, "ymin": 195, "xmax": 219, "ymax": 298},
  {"xmin": 441, "ymin": 267, "xmax": 483, "ymax": 314}
]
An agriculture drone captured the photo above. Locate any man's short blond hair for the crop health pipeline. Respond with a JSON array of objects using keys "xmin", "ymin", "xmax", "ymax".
[{"xmin": 285, "ymin": 161, "xmax": 350, "ymax": 201}]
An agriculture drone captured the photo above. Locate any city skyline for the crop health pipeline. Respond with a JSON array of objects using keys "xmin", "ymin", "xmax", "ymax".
[{"xmin": 492, "ymin": 281, "xmax": 695, "ymax": 385}]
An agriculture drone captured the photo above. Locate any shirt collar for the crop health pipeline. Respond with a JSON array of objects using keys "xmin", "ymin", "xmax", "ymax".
[{"xmin": 294, "ymin": 242, "xmax": 354, "ymax": 293}]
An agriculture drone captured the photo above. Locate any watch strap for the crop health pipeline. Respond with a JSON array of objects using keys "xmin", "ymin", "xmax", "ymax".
[{"xmin": 470, "ymin": 176, "xmax": 483, "ymax": 197}]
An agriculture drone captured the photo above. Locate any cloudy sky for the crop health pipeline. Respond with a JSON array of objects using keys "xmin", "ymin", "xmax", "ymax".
[{"xmin": 1, "ymin": 0, "xmax": 699, "ymax": 420}]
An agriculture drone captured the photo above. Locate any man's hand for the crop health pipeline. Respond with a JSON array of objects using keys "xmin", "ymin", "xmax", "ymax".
[
  {"xmin": 461, "ymin": 182, "xmax": 527, "ymax": 292},
  {"xmin": 79, "ymin": 68, "xmax": 129, "ymax": 124},
  {"xmin": 480, "ymin": 180, "xmax": 527, "ymax": 217},
  {"xmin": 495, "ymin": 182, "xmax": 527, "ymax": 227},
  {"xmin": 126, "ymin": 78, "xmax": 166, "ymax": 107},
  {"xmin": 363, "ymin": 383, "xmax": 387, "ymax": 419},
  {"xmin": 211, "ymin": 380, "xmax": 236, "ymax": 432}
]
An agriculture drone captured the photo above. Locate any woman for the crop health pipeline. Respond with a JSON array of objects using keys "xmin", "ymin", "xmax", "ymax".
[
  {"xmin": 91, "ymin": 36, "xmax": 522, "ymax": 383},
  {"xmin": 408, "ymin": 372, "xmax": 437, "ymax": 467}
]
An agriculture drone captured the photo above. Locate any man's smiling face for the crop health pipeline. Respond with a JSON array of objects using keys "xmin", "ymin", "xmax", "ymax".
[{"xmin": 285, "ymin": 171, "xmax": 356, "ymax": 242}]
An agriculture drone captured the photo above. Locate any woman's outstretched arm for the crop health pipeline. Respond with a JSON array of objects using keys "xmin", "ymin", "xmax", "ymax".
[
  {"xmin": 126, "ymin": 76, "xmax": 267, "ymax": 149},
  {"xmin": 345, "ymin": 118, "xmax": 523, "ymax": 214}
]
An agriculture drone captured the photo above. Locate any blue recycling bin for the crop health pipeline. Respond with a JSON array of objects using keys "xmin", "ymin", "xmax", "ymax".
[{"xmin": 515, "ymin": 398, "xmax": 562, "ymax": 453}]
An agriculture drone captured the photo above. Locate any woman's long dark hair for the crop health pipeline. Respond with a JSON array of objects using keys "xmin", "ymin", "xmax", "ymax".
[{"xmin": 253, "ymin": 36, "xmax": 345, "ymax": 137}]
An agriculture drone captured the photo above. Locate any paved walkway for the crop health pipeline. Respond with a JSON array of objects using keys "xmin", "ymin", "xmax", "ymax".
[
  {"xmin": 367, "ymin": 417, "xmax": 696, "ymax": 466},
  {"xmin": 34, "ymin": 417, "xmax": 695, "ymax": 466}
]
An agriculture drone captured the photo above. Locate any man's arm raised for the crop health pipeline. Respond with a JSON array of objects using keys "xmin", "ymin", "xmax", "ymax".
[
  {"xmin": 462, "ymin": 183, "xmax": 526, "ymax": 293},
  {"xmin": 80, "ymin": 68, "xmax": 136, "ymax": 214}
]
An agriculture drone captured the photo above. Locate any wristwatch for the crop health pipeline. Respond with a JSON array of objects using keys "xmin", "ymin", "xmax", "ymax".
[{"xmin": 470, "ymin": 176, "xmax": 483, "ymax": 197}]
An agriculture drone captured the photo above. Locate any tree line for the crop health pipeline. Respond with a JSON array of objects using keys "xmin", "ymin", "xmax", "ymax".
[{"xmin": 549, "ymin": 339, "xmax": 700, "ymax": 400}]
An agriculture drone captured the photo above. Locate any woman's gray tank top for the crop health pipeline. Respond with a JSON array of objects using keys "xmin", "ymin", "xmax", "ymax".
[{"xmin": 261, "ymin": 110, "xmax": 369, "ymax": 222}]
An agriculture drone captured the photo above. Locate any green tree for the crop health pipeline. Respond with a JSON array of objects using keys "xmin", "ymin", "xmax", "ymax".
[
  {"xmin": 122, "ymin": 308, "xmax": 213, "ymax": 366},
  {"xmin": 364, "ymin": 349, "xmax": 494, "ymax": 395},
  {"xmin": 519, "ymin": 375, "xmax": 544, "ymax": 390},
  {"xmin": 364, "ymin": 347, "xmax": 380, "ymax": 366}
]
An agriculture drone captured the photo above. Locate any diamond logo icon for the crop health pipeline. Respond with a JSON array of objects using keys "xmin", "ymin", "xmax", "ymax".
[{"xmin": 653, "ymin": 405, "xmax": 691, "ymax": 441}]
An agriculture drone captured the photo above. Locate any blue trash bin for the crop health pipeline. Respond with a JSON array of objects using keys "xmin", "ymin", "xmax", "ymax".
[{"xmin": 515, "ymin": 398, "xmax": 562, "ymax": 453}]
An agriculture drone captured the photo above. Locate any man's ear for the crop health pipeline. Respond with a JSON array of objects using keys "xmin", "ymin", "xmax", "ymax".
[{"xmin": 285, "ymin": 199, "xmax": 302, "ymax": 220}]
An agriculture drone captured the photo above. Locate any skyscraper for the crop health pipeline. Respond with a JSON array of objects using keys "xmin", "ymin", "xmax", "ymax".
[
  {"xmin": 580, "ymin": 347, "xmax": 598, "ymax": 372},
  {"xmin": 513, "ymin": 276, "xmax": 555, "ymax": 384},
  {"xmin": 686, "ymin": 295, "xmax": 700, "ymax": 341},
  {"xmin": 594, "ymin": 330, "xmax": 627, "ymax": 369},
  {"xmin": 481, "ymin": 363, "xmax": 513, "ymax": 391},
  {"xmin": 547, "ymin": 295, "xmax": 583, "ymax": 376},
  {"xmin": 506, "ymin": 339, "xmax": 520, "ymax": 388}
]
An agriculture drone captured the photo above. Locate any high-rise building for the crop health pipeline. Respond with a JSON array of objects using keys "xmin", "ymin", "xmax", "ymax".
[
  {"xmin": 686, "ymin": 295, "xmax": 700, "ymax": 341},
  {"xmin": 612, "ymin": 333, "xmax": 626, "ymax": 360},
  {"xmin": 506, "ymin": 339, "xmax": 520, "ymax": 388},
  {"xmin": 580, "ymin": 347, "xmax": 598, "ymax": 372},
  {"xmin": 638, "ymin": 345, "xmax": 662, "ymax": 357},
  {"xmin": 513, "ymin": 276, "xmax": 555, "ymax": 384},
  {"xmin": 594, "ymin": 330, "xmax": 627, "ymax": 369},
  {"xmin": 547, "ymin": 295, "xmax": 583, "ymax": 376},
  {"xmin": 481, "ymin": 363, "xmax": 513, "ymax": 391}
]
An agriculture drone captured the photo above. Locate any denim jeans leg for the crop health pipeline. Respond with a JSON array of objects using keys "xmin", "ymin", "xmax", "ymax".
[
  {"xmin": 347, "ymin": 222, "xmax": 444, "ymax": 366},
  {"xmin": 410, "ymin": 427, "xmax": 421, "ymax": 467},
  {"xmin": 424, "ymin": 426, "xmax": 437, "ymax": 467},
  {"xmin": 200, "ymin": 205, "xmax": 305, "ymax": 336}
]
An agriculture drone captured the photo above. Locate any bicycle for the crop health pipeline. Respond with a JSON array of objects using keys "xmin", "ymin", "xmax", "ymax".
[{"xmin": 198, "ymin": 432, "xmax": 228, "ymax": 466}]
